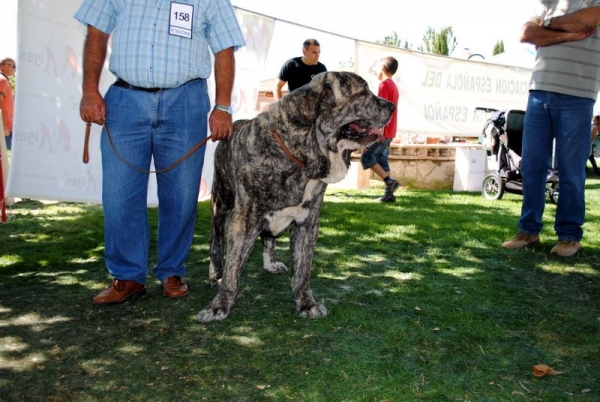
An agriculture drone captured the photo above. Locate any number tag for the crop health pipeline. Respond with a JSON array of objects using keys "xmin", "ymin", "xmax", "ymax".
[{"xmin": 170, "ymin": 2, "xmax": 194, "ymax": 39}]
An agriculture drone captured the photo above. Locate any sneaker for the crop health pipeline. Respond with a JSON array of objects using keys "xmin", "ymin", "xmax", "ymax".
[
  {"xmin": 550, "ymin": 240, "xmax": 580, "ymax": 257},
  {"xmin": 502, "ymin": 232, "xmax": 540, "ymax": 249},
  {"xmin": 385, "ymin": 179, "xmax": 401, "ymax": 194},
  {"xmin": 379, "ymin": 193, "xmax": 396, "ymax": 202}
]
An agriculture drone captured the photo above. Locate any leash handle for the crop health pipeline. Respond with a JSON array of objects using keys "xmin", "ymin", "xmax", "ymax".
[{"xmin": 83, "ymin": 122, "xmax": 91, "ymax": 164}]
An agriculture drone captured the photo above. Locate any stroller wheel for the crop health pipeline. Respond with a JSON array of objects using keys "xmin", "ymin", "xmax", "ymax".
[
  {"xmin": 549, "ymin": 182, "xmax": 559, "ymax": 205},
  {"xmin": 482, "ymin": 173, "xmax": 505, "ymax": 200}
]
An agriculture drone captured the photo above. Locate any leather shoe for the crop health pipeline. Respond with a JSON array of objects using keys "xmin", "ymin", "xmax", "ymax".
[
  {"xmin": 551, "ymin": 240, "xmax": 581, "ymax": 257},
  {"xmin": 162, "ymin": 276, "xmax": 189, "ymax": 298},
  {"xmin": 502, "ymin": 232, "xmax": 540, "ymax": 249},
  {"xmin": 92, "ymin": 279, "xmax": 146, "ymax": 305}
]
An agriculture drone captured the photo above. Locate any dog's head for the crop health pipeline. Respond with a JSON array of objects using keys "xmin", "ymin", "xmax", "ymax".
[
  {"xmin": 270, "ymin": 71, "xmax": 395, "ymax": 181},
  {"xmin": 314, "ymin": 72, "xmax": 394, "ymax": 149}
]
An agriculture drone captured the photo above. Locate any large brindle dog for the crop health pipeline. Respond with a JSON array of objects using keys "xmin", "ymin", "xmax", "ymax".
[{"xmin": 197, "ymin": 71, "xmax": 394, "ymax": 322}]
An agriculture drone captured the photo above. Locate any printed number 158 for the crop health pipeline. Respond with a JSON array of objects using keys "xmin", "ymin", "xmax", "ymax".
[{"xmin": 173, "ymin": 12, "xmax": 190, "ymax": 22}]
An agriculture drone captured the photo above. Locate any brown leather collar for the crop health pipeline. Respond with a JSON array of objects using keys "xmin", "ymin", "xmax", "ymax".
[{"xmin": 271, "ymin": 127, "xmax": 305, "ymax": 168}]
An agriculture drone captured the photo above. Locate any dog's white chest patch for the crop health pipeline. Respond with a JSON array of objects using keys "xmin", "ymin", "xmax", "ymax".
[
  {"xmin": 266, "ymin": 179, "xmax": 320, "ymax": 236},
  {"xmin": 321, "ymin": 139, "xmax": 354, "ymax": 184}
]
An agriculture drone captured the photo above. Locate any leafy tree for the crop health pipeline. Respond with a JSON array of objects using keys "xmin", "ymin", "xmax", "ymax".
[
  {"xmin": 493, "ymin": 40, "xmax": 505, "ymax": 56},
  {"xmin": 376, "ymin": 31, "xmax": 413, "ymax": 50},
  {"xmin": 422, "ymin": 26, "xmax": 458, "ymax": 56}
]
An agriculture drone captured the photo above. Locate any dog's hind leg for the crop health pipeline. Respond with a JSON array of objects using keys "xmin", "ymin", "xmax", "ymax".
[
  {"xmin": 208, "ymin": 176, "xmax": 233, "ymax": 286},
  {"xmin": 198, "ymin": 212, "xmax": 259, "ymax": 322},
  {"xmin": 261, "ymin": 233, "xmax": 287, "ymax": 274},
  {"xmin": 208, "ymin": 205, "xmax": 226, "ymax": 286}
]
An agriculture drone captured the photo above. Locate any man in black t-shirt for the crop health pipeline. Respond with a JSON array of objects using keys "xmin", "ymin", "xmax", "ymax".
[{"xmin": 274, "ymin": 38, "xmax": 327, "ymax": 99}]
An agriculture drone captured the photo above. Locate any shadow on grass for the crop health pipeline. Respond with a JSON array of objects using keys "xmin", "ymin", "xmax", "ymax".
[{"xmin": 0, "ymin": 190, "xmax": 599, "ymax": 401}]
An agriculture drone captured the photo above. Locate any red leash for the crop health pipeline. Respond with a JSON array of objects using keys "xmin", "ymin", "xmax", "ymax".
[{"xmin": 0, "ymin": 145, "xmax": 7, "ymax": 223}]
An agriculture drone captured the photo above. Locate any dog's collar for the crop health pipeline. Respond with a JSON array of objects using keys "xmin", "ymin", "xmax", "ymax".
[{"xmin": 271, "ymin": 127, "xmax": 305, "ymax": 168}]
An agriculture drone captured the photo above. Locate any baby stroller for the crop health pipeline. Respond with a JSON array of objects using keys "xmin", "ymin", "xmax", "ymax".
[{"xmin": 480, "ymin": 109, "xmax": 559, "ymax": 203}]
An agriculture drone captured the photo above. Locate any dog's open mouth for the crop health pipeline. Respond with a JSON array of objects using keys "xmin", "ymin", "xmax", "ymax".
[
  {"xmin": 338, "ymin": 122, "xmax": 386, "ymax": 168},
  {"xmin": 339, "ymin": 122, "xmax": 385, "ymax": 146}
]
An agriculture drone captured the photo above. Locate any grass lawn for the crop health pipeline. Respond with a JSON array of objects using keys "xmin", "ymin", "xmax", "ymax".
[{"xmin": 1, "ymin": 177, "xmax": 599, "ymax": 401}]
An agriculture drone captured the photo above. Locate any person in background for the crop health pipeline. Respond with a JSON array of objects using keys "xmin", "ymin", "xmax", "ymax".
[
  {"xmin": 74, "ymin": 0, "xmax": 245, "ymax": 304},
  {"xmin": 502, "ymin": 0, "xmax": 600, "ymax": 257},
  {"xmin": 360, "ymin": 57, "xmax": 400, "ymax": 202},
  {"xmin": 0, "ymin": 57, "xmax": 16, "ymax": 150},
  {"xmin": 274, "ymin": 38, "xmax": 327, "ymax": 100},
  {"xmin": 588, "ymin": 115, "xmax": 600, "ymax": 175}
]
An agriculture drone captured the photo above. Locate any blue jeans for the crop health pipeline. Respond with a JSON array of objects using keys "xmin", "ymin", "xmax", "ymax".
[
  {"xmin": 360, "ymin": 138, "xmax": 392, "ymax": 172},
  {"xmin": 519, "ymin": 90, "xmax": 593, "ymax": 241},
  {"xmin": 5, "ymin": 133, "xmax": 12, "ymax": 150},
  {"xmin": 101, "ymin": 79, "xmax": 209, "ymax": 284}
]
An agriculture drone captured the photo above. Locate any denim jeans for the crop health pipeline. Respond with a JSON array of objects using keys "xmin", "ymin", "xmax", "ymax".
[
  {"xmin": 101, "ymin": 79, "xmax": 209, "ymax": 283},
  {"xmin": 519, "ymin": 90, "xmax": 593, "ymax": 241},
  {"xmin": 360, "ymin": 138, "xmax": 392, "ymax": 172}
]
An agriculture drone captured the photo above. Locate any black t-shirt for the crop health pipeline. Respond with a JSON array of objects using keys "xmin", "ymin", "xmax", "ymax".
[{"xmin": 278, "ymin": 57, "xmax": 327, "ymax": 92}]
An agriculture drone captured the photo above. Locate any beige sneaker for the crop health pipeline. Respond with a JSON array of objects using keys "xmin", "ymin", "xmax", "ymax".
[
  {"xmin": 550, "ymin": 240, "xmax": 581, "ymax": 257},
  {"xmin": 502, "ymin": 232, "xmax": 540, "ymax": 249}
]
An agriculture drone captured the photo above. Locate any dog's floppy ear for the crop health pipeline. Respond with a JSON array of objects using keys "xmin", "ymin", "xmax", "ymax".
[{"xmin": 315, "ymin": 72, "xmax": 348, "ymax": 155}]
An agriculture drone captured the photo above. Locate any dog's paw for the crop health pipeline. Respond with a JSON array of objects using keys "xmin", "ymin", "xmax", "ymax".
[
  {"xmin": 208, "ymin": 277, "xmax": 221, "ymax": 289},
  {"xmin": 197, "ymin": 307, "xmax": 229, "ymax": 322},
  {"xmin": 298, "ymin": 303, "xmax": 328, "ymax": 319},
  {"xmin": 264, "ymin": 262, "xmax": 287, "ymax": 274}
]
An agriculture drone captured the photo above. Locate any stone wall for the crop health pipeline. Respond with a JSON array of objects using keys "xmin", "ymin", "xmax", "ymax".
[{"xmin": 329, "ymin": 144, "xmax": 483, "ymax": 191}]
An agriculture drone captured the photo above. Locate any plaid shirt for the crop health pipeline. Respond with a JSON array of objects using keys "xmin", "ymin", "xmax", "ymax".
[{"xmin": 74, "ymin": 0, "xmax": 245, "ymax": 88}]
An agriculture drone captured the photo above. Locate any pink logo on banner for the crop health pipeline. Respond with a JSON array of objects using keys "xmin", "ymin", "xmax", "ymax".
[
  {"xmin": 39, "ymin": 120, "xmax": 70, "ymax": 154},
  {"xmin": 45, "ymin": 45, "xmax": 78, "ymax": 79}
]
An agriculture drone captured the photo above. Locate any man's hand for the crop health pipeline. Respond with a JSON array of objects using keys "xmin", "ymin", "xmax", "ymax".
[
  {"xmin": 80, "ymin": 90, "xmax": 106, "ymax": 125},
  {"xmin": 209, "ymin": 109, "xmax": 233, "ymax": 141}
]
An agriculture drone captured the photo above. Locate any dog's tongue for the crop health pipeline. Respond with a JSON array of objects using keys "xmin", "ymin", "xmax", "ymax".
[
  {"xmin": 349, "ymin": 123, "xmax": 386, "ymax": 142},
  {"xmin": 368, "ymin": 127, "xmax": 386, "ymax": 142}
]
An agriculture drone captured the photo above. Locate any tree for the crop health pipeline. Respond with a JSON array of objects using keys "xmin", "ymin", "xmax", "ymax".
[
  {"xmin": 422, "ymin": 26, "xmax": 458, "ymax": 56},
  {"xmin": 493, "ymin": 40, "xmax": 505, "ymax": 56},
  {"xmin": 376, "ymin": 31, "xmax": 413, "ymax": 50}
]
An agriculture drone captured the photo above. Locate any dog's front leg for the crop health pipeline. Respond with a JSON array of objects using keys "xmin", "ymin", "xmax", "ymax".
[
  {"xmin": 198, "ymin": 215, "xmax": 258, "ymax": 322},
  {"xmin": 290, "ymin": 207, "xmax": 328, "ymax": 319}
]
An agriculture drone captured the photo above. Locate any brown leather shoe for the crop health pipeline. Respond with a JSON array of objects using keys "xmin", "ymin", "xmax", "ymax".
[
  {"xmin": 550, "ymin": 240, "xmax": 581, "ymax": 257},
  {"xmin": 162, "ymin": 276, "xmax": 189, "ymax": 298},
  {"xmin": 502, "ymin": 232, "xmax": 540, "ymax": 249},
  {"xmin": 92, "ymin": 279, "xmax": 146, "ymax": 305}
]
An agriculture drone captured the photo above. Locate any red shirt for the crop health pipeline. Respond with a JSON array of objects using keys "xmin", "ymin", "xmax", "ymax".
[
  {"xmin": 378, "ymin": 78, "xmax": 399, "ymax": 139},
  {"xmin": 0, "ymin": 74, "xmax": 14, "ymax": 133}
]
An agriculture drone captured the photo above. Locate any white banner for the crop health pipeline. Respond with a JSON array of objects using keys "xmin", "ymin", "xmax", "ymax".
[
  {"xmin": 6, "ymin": 2, "xmax": 529, "ymax": 203},
  {"xmin": 356, "ymin": 42, "xmax": 530, "ymax": 137}
]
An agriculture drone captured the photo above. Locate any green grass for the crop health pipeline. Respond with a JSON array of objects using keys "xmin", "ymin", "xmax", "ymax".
[{"xmin": 1, "ymin": 178, "xmax": 599, "ymax": 401}]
